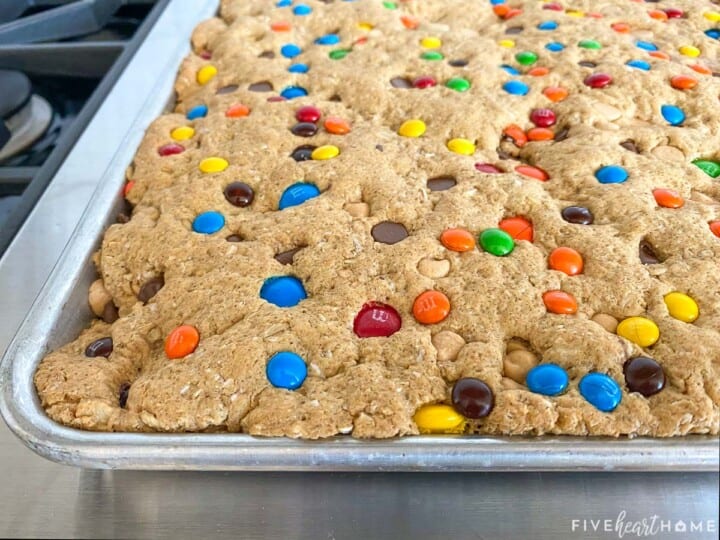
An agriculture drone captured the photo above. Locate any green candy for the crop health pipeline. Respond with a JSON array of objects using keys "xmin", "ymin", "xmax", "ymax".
[
  {"xmin": 383, "ymin": 1, "xmax": 398, "ymax": 9},
  {"xmin": 578, "ymin": 39, "xmax": 602, "ymax": 50},
  {"xmin": 421, "ymin": 51, "xmax": 444, "ymax": 61},
  {"xmin": 479, "ymin": 228, "xmax": 515, "ymax": 257},
  {"xmin": 692, "ymin": 159, "xmax": 720, "ymax": 178},
  {"xmin": 329, "ymin": 49, "xmax": 351, "ymax": 60},
  {"xmin": 515, "ymin": 51, "xmax": 538, "ymax": 65},
  {"xmin": 445, "ymin": 77, "xmax": 471, "ymax": 92}
]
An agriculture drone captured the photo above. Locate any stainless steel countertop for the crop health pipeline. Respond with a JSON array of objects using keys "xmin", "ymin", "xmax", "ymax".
[{"xmin": 0, "ymin": 0, "xmax": 717, "ymax": 537}]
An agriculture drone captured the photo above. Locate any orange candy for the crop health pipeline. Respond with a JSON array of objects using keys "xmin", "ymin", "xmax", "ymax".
[
  {"xmin": 527, "ymin": 127, "xmax": 554, "ymax": 141},
  {"xmin": 401, "ymin": 15, "xmax": 419, "ymax": 29},
  {"xmin": 226, "ymin": 104, "xmax": 250, "ymax": 118},
  {"xmin": 670, "ymin": 75, "xmax": 698, "ymax": 90},
  {"xmin": 270, "ymin": 21, "xmax": 291, "ymax": 32},
  {"xmin": 710, "ymin": 221, "xmax": 720, "ymax": 238},
  {"xmin": 123, "ymin": 180, "xmax": 135, "ymax": 197},
  {"xmin": 499, "ymin": 216, "xmax": 533, "ymax": 242},
  {"xmin": 503, "ymin": 124, "xmax": 527, "ymax": 147},
  {"xmin": 653, "ymin": 188, "xmax": 684, "ymax": 208},
  {"xmin": 515, "ymin": 164, "xmax": 549, "ymax": 181},
  {"xmin": 612, "ymin": 22, "xmax": 631, "ymax": 33},
  {"xmin": 548, "ymin": 247, "xmax": 584, "ymax": 276},
  {"xmin": 492, "ymin": 4, "xmax": 509, "ymax": 16},
  {"xmin": 440, "ymin": 228, "xmax": 476, "ymax": 252},
  {"xmin": 543, "ymin": 86, "xmax": 568, "ymax": 102},
  {"xmin": 413, "ymin": 291, "xmax": 451, "ymax": 324},
  {"xmin": 324, "ymin": 116, "xmax": 351, "ymax": 135},
  {"xmin": 504, "ymin": 8, "xmax": 523, "ymax": 19},
  {"xmin": 527, "ymin": 67, "xmax": 550, "ymax": 77},
  {"xmin": 542, "ymin": 291, "xmax": 578, "ymax": 315},
  {"xmin": 648, "ymin": 9, "xmax": 668, "ymax": 21},
  {"xmin": 690, "ymin": 64, "xmax": 712, "ymax": 75},
  {"xmin": 648, "ymin": 51, "xmax": 669, "ymax": 60},
  {"xmin": 165, "ymin": 325, "xmax": 200, "ymax": 359}
]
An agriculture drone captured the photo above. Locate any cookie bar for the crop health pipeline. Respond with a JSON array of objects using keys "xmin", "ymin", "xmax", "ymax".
[{"xmin": 34, "ymin": 0, "xmax": 720, "ymax": 438}]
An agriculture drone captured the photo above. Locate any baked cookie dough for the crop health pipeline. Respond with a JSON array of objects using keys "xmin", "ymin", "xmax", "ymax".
[{"xmin": 35, "ymin": 0, "xmax": 720, "ymax": 438}]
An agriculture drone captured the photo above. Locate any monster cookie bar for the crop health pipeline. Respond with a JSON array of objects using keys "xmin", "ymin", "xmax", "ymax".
[{"xmin": 34, "ymin": 0, "xmax": 720, "ymax": 438}]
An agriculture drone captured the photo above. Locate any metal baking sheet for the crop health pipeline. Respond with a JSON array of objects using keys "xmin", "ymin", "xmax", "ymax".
[{"xmin": 1, "ymin": 0, "xmax": 718, "ymax": 472}]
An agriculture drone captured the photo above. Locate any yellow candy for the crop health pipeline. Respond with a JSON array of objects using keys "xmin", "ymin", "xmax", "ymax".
[
  {"xmin": 498, "ymin": 39, "xmax": 515, "ymax": 48},
  {"xmin": 311, "ymin": 145, "xmax": 340, "ymax": 160},
  {"xmin": 199, "ymin": 157, "xmax": 228, "ymax": 173},
  {"xmin": 413, "ymin": 404, "xmax": 466, "ymax": 434},
  {"xmin": 664, "ymin": 292, "xmax": 699, "ymax": 323},
  {"xmin": 196, "ymin": 65, "xmax": 217, "ymax": 85},
  {"xmin": 398, "ymin": 119, "xmax": 426, "ymax": 138},
  {"xmin": 446, "ymin": 138, "xmax": 476, "ymax": 155},
  {"xmin": 420, "ymin": 36, "xmax": 442, "ymax": 49},
  {"xmin": 679, "ymin": 45, "xmax": 700, "ymax": 58},
  {"xmin": 170, "ymin": 126, "xmax": 195, "ymax": 141},
  {"xmin": 703, "ymin": 11, "xmax": 720, "ymax": 22},
  {"xmin": 357, "ymin": 21, "xmax": 374, "ymax": 31},
  {"xmin": 616, "ymin": 316, "xmax": 660, "ymax": 348},
  {"xmin": 566, "ymin": 9, "xmax": 584, "ymax": 17}
]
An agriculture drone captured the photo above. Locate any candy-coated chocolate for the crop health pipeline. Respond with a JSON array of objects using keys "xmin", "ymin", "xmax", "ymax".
[
  {"xmin": 158, "ymin": 143, "xmax": 184, "ymax": 156},
  {"xmin": 170, "ymin": 126, "xmax": 194, "ymax": 141},
  {"xmin": 515, "ymin": 51, "xmax": 538, "ymax": 65},
  {"xmin": 291, "ymin": 122, "xmax": 318, "ymax": 137},
  {"xmin": 542, "ymin": 290, "xmax": 578, "ymax": 314},
  {"xmin": 196, "ymin": 65, "xmax": 217, "ymax": 85},
  {"xmin": 165, "ymin": 325, "xmax": 199, "ymax": 359},
  {"xmin": 296, "ymin": 105, "xmax": 321, "ymax": 123},
  {"xmin": 451, "ymin": 378, "xmax": 494, "ymax": 418},
  {"xmin": 446, "ymin": 138, "xmax": 475, "ymax": 155},
  {"xmin": 661, "ymin": 104, "xmax": 685, "ymax": 125},
  {"xmin": 353, "ymin": 302, "xmax": 402, "ymax": 338},
  {"xmin": 288, "ymin": 63, "xmax": 309, "ymax": 73},
  {"xmin": 503, "ymin": 80, "xmax": 529, "ymax": 95},
  {"xmin": 525, "ymin": 363, "xmax": 569, "ymax": 396},
  {"xmin": 595, "ymin": 165, "xmax": 628, "ymax": 184},
  {"xmin": 515, "ymin": 164, "xmax": 549, "ymax": 181},
  {"xmin": 186, "ymin": 104, "xmax": 208, "ymax": 119},
  {"xmin": 413, "ymin": 404, "xmax": 465, "ymax": 434},
  {"xmin": 85, "ymin": 337, "xmax": 113, "ymax": 358},
  {"xmin": 281, "ymin": 43, "xmax": 302, "ymax": 58},
  {"xmin": 225, "ymin": 104, "xmax": 250, "ymax": 118},
  {"xmin": 311, "ymin": 145, "xmax": 340, "ymax": 160},
  {"xmin": 711, "ymin": 221, "xmax": 720, "ymax": 238},
  {"xmin": 499, "ymin": 217, "xmax": 533, "ymax": 242},
  {"xmin": 372, "ymin": 221, "xmax": 408, "ymax": 244},
  {"xmin": 420, "ymin": 36, "xmax": 442, "ymax": 48},
  {"xmin": 266, "ymin": 351, "xmax": 307, "ymax": 389},
  {"xmin": 413, "ymin": 75, "xmax": 437, "ymax": 89},
  {"xmin": 280, "ymin": 86, "xmax": 308, "ymax": 99},
  {"xmin": 653, "ymin": 188, "xmax": 684, "ymax": 208},
  {"xmin": 530, "ymin": 108, "xmax": 556, "ymax": 127},
  {"xmin": 548, "ymin": 247, "xmax": 583, "ymax": 275},
  {"xmin": 579, "ymin": 373, "xmax": 622, "ymax": 412},
  {"xmin": 562, "ymin": 206, "xmax": 593, "ymax": 224},
  {"xmin": 224, "ymin": 182, "xmax": 254, "ymax": 207},
  {"xmin": 192, "ymin": 211, "xmax": 225, "ymax": 234},
  {"xmin": 260, "ymin": 276, "xmax": 307, "ymax": 307},
  {"xmin": 324, "ymin": 116, "xmax": 351, "ymax": 134},
  {"xmin": 584, "ymin": 72, "xmax": 612, "ymax": 88},
  {"xmin": 315, "ymin": 34, "xmax": 340, "ymax": 45},
  {"xmin": 279, "ymin": 182, "xmax": 320, "ymax": 209},
  {"xmin": 624, "ymin": 357, "xmax": 666, "ymax": 397},
  {"xmin": 664, "ymin": 292, "xmax": 699, "ymax": 323},
  {"xmin": 199, "ymin": 157, "xmax": 229, "ymax": 173},
  {"xmin": 398, "ymin": 119, "xmax": 426, "ymax": 137},
  {"xmin": 445, "ymin": 77, "xmax": 471, "ymax": 92},
  {"xmin": 692, "ymin": 159, "xmax": 720, "ymax": 178},
  {"xmin": 413, "ymin": 290, "xmax": 451, "ymax": 324},
  {"xmin": 617, "ymin": 317, "xmax": 660, "ymax": 347},
  {"xmin": 440, "ymin": 228, "xmax": 475, "ymax": 252},
  {"xmin": 626, "ymin": 59, "xmax": 651, "ymax": 71},
  {"xmin": 290, "ymin": 145, "xmax": 316, "ymax": 161},
  {"xmin": 479, "ymin": 228, "xmax": 514, "ymax": 256}
]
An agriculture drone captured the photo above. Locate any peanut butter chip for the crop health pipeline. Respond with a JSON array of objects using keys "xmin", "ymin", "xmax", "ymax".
[
  {"xmin": 651, "ymin": 145, "xmax": 685, "ymax": 162},
  {"xmin": 503, "ymin": 349, "xmax": 538, "ymax": 384},
  {"xmin": 431, "ymin": 331, "xmax": 466, "ymax": 362},
  {"xmin": 88, "ymin": 279, "xmax": 113, "ymax": 317},
  {"xmin": 418, "ymin": 258, "xmax": 450, "ymax": 278},
  {"xmin": 591, "ymin": 313, "xmax": 619, "ymax": 333},
  {"xmin": 506, "ymin": 338, "xmax": 530, "ymax": 353},
  {"xmin": 594, "ymin": 102, "xmax": 622, "ymax": 121},
  {"xmin": 344, "ymin": 202, "xmax": 370, "ymax": 217}
]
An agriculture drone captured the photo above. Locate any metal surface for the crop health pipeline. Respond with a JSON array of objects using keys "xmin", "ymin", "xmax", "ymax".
[{"xmin": 1, "ymin": 0, "xmax": 719, "ymax": 472}]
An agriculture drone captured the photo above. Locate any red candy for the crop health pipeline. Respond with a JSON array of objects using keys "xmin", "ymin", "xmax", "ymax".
[
  {"xmin": 157, "ymin": 143, "xmax": 185, "ymax": 156},
  {"xmin": 353, "ymin": 302, "xmax": 402, "ymax": 338},
  {"xmin": 530, "ymin": 108, "xmax": 556, "ymax": 128},
  {"xmin": 663, "ymin": 8, "xmax": 683, "ymax": 18},
  {"xmin": 296, "ymin": 106, "xmax": 321, "ymax": 123},
  {"xmin": 543, "ymin": 2, "xmax": 563, "ymax": 10},
  {"xmin": 584, "ymin": 73, "xmax": 613, "ymax": 88},
  {"xmin": 413, "ymin": 76, "xmax": 437, "ymax": 89},
  {"xmin": 475, "ymin": 163, "xmax": 502, "ymax": 173}
]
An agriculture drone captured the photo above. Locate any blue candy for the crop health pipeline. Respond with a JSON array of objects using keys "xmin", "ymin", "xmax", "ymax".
[
  {"xmin": 490, "ymin": 0, "xmax": 505, "ymax": 4},
  {"xmin": 260, "ymin": 276, "xmax": 307, "ymax": 308},
  {"xmin": 595, "ymin": 165, "xmax": 629, "ymax": 184},
  {"xmin": 537, "ymin": 21, "xmax": 558, "ymax": 31},
  {"xmin": 635, "ymin": 40, "xmax": 658, "ymax": 51},
  {"xmin": 186, "ymin": 104, "xmax": 208, "ymax": 120},
  {"xmin": 192, "ymin": 211, "xmax": 225, "ymax": 234},
  {"xmin": 279, "ymin": 182, "xmax": 320, "ymax": 209},
  {"xmin": 579, "ymin": 373, "xmax": 622, "ymax": 412},
  {"xmin": 276, "ymin": 0, "xmax": 292, "ymax": 6},
  {"xmin": 315, "ymin": 34, "xmax": 340, "ymax": 45},
  {"xmin": 661, "ymin": 104, "xmax": 685, "ymax": 126},
  {"xmin": 545, "ymin": 42, "xmax": 565, "ymax": 52},
  {"xmin": 525, "ymin": 364, "xmax": 569, "ymax": 396},
  {"xmin": 281, "ymin": 43, "xmax": 302, "ymax": 58},
  {"xmin": 500, "ymin": 64, "xmax": 520, "ymax": 75},
  {"xmin": 280, "ymin": 86, "xmax": 308, "ymax": 99},
  {"xmin": 293, "ymin": 4, "xmax": 312, "ymax": 15},
  {"xmin": 266, "ymin": 351, "xmax": 307, "ymax": 390},
  {"xmin": 502, "ymin": 80, "xmax": 529, "ymax": 95},
  {"xmin": 705, "ymin": 29, "xmax": 720, "ymax": 40},
  {"xmin": 288, "ymin": 63, "xmax": 309, "ymax": 73},
  {"xmin": 626, "ymin": 59, "xmax": 651, "ymax": 71}
]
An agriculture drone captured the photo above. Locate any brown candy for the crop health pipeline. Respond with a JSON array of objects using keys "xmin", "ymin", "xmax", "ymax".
[
  {"xmin": 291, "ymin": 122, "xmax": 318, "ymax": 137},
  {"xmin": 427, "ymin": 176, "xmax": 457, "ymax": 191},
  {"xmin": 290, "ymin": 145, "xmax": 316, "ymax": 161},
  {"xmin": 451, "ymin": 378, "xmax": 494, "ymax": 419},
  {"xmin": 639, "ymin": 239, "xmax": 661, "ymax": 264},
  {"xmin": 561, "ymin": 206, "xmax": 594, "ymax": 225},
  {"xmin": 390, "ymin": 77, "xmax": 412, "ymax": 88},
  {"xmin": 138, "ymin": 276, "xmax": 164, "ymax": 303},
  {"xmin": 216, "ymin": 84, "xmax": 238, "ymax": 95},
  {"xmin": 620, "ymin": 139, "xmax": 641, "ymax": 153},
  {"xmin": 226, "ymin": 234, "xmax": 243, "ymax": 242},
  {"xmin": 624, "ymin": 356, "xmax": 665, "ymax": 397},
  {"xmin": 371, "ymin": 221, "xmax": 408, "ymax": 244},
  {"xmin": 248, "ymin": 81, "xmax": 273, "ymax": 92},
  {"xmin": 224, "ymin": 182, "xmax": 254, "ymax": 207},
  {"xmin": 448, "ymin": 59, "xmax": 468, "ymax": 67},
  {"xmin": 85, "ymin": 337, "xmax": 113, "ymax": 358}
]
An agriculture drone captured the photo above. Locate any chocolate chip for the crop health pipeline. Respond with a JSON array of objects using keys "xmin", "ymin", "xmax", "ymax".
[
  {"xmin": 427, "ymin": 176, "xmax": 457, "ymax": 191},
  {"xmin": 226, "ymin": 234, "xmax": 243, "ymax": 242},
  {"xmin": 561, "ymin": 206, "xmax": 594, "ymax": 225},
  {"xmin": 639, "ymin": 239, "xmax": 661, "ymax": 264},
  {"xmin": 375, "ymin": 144, "xmax": 384, "ymax": 152},
  {"xmin": 620, "ymin": 139, "xmax": 641, "ymax": 153},
  {"xmin": 258, "ymin": 51, "xmax": 275, "ymax": 59},
  {"xmin": 291, "ymin": 122, "xmax": 318, "ymax": 137},
  {"xmin": 291, "ymin": 145, "xmax": 316, "ymax": 161},
  {"xmin": 390, "ymin": 77, "xmax": 412, "ymax": 88},
  {"xmin": 578, "ymin": 61, "xmax": 597, "ymax": 68},
  {"xmin": 274, "ymin": 246, "xmax": 303, "ymax": 265},
  {"xmin": 248, "ymin": 81, "xmax": 273, "ymax": 92},
  {"xmin": 624, "ymin": 356, "xmax": 665, "ymax": 397},
  {"xmin": 138, "ymin": 276, "xmax": 164, "ymax": 303},
  {"xmin": 85, "ymin": 337, "xmax": 113, "ymax": 358},
  {"xmin": 554, "ymin": 127, "xmax": 569, "ymax": 142},
  {"xmin": 224, "ymin": 182, "xmax": 254, "ymax": 207},
  {"xmin": 371, "ymin": 221, "xmax": 408, "ymax": 244},
  {"xmin": 448, "ymin": 59, "xmax": 468, "ymax": 67},
  {"xmin": 102, "ymin": 302, "xmax": 119, "ymax": 324},
  {"xmin": 505, "ymin": 26, "xmax": 524, "ymax": 34},
  {"xmin": 216, "ymin": 84, "xmax": 238, "ymax": 95},
  {"xmin": 119, "ymin": 383, "xmax": 131, "ymax": 408},
  {"xmin": 329, "ymin": 94, "xmax": 342, "ymax": 102}
]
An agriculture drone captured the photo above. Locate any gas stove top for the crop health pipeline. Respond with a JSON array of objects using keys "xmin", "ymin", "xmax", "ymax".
[{"xmin": 0, "ymin": 0, "xmax": 164, "ymax": 256}]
